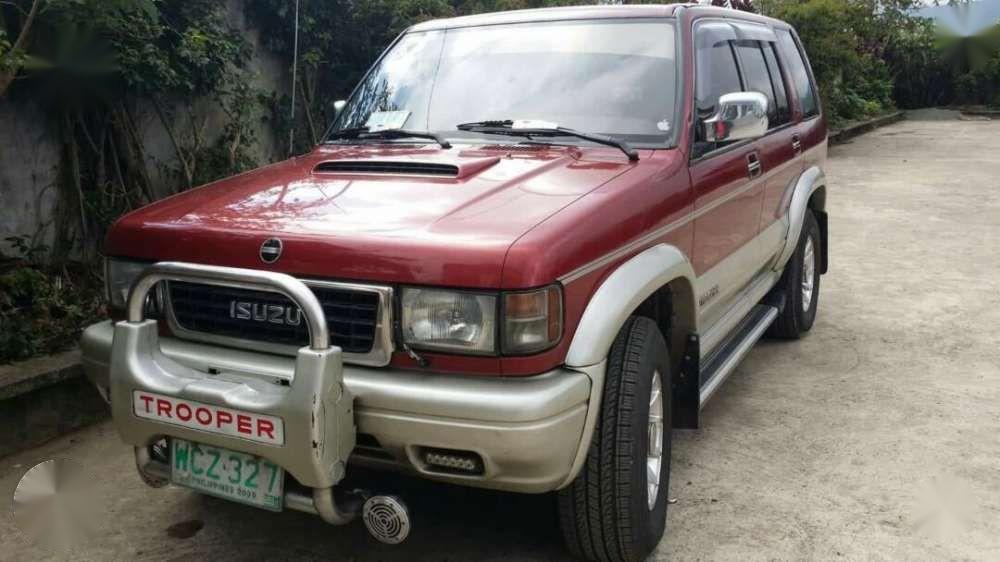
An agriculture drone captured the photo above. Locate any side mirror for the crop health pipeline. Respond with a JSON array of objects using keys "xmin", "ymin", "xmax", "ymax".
[
  {"xmin": 333, "ymin": 100, "xmax": 347, "ymax": 118},
  {"xmin": 703, "ymin": 92, "xmax": 769, "ymax": 143}
]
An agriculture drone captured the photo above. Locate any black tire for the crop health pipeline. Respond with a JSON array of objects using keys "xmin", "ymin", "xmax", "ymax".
[
  {"xmin": 768, "ymin": 210, "xmax": 821, "ymax": 339},
  {"xmin": 557, "ymin": 316, "xmax": 671, "ymax": 562}
]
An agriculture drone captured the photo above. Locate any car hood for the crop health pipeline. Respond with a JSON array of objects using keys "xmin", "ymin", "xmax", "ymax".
[{"xmin": 105, "ymin": 144, "xmax": 639, "ymax": 287}]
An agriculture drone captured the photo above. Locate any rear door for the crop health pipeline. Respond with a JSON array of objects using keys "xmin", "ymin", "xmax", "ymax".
[
  {"xmin": 766, "ymin": 28, "xmax": 826, "ymax": 228},
  {"xmin": 732, "ymin": 37, "xmax": 800, "ymax": 265},
  {"xmin": 775, "ymin": 27, "xmax": 825, "ymax": 156}
]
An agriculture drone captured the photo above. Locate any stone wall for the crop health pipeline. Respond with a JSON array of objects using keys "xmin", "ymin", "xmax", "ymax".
[
  {"xmin": 0, "ymin": 1, "xmax": 291, "ymax": 258},
  {"xmin": 0, "ymin": 100, "xmax": 62, "ymax": 254}
]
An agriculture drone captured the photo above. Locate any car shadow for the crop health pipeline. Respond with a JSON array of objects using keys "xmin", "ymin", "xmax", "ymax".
[{"xmin": 161, "ymin": 466, "xmax": 568, "ymax": 561}]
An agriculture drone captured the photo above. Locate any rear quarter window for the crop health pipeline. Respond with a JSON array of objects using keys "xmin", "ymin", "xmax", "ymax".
[{"xmin": 775, "ymin": 29, "xmax": 819, "ymax": 118}]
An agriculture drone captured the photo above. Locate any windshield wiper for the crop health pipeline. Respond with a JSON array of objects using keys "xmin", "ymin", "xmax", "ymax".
[
  {"xmin": 325, "ymin": 127, "xmax": 452, "ymax": 149},
  {"xmin": 457, "ymin": 120, "xmax": 639, "ymax": 161}
]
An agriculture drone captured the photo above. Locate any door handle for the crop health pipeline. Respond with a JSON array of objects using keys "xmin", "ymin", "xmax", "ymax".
[
  {"xmin": 792, "ymin": 134, "xmax": 802, "ymax": 155},
  {"xmin": 746, "ymin": 152, "xmax": 762, "ymax": 179}
]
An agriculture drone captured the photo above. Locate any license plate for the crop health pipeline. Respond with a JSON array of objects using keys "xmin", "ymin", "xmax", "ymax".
[{"xmin": 171, "ymin": 439, "xmax": 284, "ymax": 511}]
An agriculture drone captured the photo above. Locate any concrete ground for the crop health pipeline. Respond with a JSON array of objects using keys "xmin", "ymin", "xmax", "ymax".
[{"xmin": 2, "ymin": 113, "xmax": 998, "ymax": 561}]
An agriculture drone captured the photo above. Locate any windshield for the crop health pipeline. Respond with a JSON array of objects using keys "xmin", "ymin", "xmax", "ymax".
[{"xmin": 329, "ymin": 18, "xmax": 679, "ymax": 147}]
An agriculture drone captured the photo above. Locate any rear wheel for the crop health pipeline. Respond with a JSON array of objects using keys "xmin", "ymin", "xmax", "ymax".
[
  {"xmin": 557, "ymin": 316, "xmax": 671, "ymax": 562},
  {"xmin": 768, "ymin": 210, "xmax": 821, "ymax": 339}
]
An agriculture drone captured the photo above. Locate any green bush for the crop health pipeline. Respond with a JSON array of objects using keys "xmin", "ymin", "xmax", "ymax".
[
  {"xmin": 0, "ymin": 251, "xmax": 104, "ymax": 363},
  {"xmin": 951, "ymin": 54, "xmax": 1000, "ymax": 106},
  {"xmin": 884, "ymin": 18, "xmax": 952, "ymax": 108},
  {"xmin": 770, "ymin": 0, "xmax": 898, "ymax": 127}
]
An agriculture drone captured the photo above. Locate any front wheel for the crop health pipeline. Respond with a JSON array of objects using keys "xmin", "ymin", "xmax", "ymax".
[{"xmin": 557, "ymin": 316, "xmax": 671, "ymax": 562}]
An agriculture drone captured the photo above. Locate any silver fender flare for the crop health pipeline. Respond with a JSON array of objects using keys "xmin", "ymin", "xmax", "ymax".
[
  {"xmin": 566, "ymin": 243, "xmax": 697, "ymax": 368},
  {"xmin": 558, "ymin": 243, "xmax": 697, "ymax": 488},
  {"xmin": 774, "ymin": 165, "xmax": 826, "ymax": 271}
]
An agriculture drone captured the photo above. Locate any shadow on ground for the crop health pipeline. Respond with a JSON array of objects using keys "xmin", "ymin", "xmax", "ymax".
[{"xmin": 133, "ymin": 467, "xmax": 567, "ymax": 561}]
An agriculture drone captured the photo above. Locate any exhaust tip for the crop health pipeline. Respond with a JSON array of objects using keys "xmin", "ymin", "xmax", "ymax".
[{"xmin": 362, "ymin": 495, "xmax": 411, "ymax": 545}]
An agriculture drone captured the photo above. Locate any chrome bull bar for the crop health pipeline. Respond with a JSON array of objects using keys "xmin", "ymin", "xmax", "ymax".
[{"xmin": 114, "ymin": 261, "xmax": 360, "ymax": 524}]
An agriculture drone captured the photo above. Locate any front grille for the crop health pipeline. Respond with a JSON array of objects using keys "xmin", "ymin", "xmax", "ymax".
[{"xmin": 168, "ymin": 281, "xmax": 379, "ymax": 353}]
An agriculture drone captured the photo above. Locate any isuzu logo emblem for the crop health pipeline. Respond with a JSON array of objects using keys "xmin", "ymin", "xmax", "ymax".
[
  {"xmin": 260, "ymin": 238, "xmax": 283, "ymax": 263},
  {"xmin": 230, "ymin": 301, "xmax": 302, "ymax": 326}
]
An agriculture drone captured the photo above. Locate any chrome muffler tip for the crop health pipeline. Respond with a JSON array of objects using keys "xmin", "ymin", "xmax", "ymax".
[{"xmin": 362, "ymin": 495, "xmax": 411, "ymax": 544}]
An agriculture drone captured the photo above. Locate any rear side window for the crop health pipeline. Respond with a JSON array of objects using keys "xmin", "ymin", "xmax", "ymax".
[
  {"xmin": 733, "ymin": 41, "xmax": 781, "ymax": 127},
  {"xmin": 762, "ymin": 44, "xmax": 791, "ymax": 126},
  {"xmin": 775, "ymin": 29, "xmax": 818, "ymax": 117}
]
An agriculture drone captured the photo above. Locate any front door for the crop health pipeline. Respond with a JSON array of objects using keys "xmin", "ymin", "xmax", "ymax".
[{"xmin": 689, "ymin": 22, "xmax": 766, "ymax": 332}]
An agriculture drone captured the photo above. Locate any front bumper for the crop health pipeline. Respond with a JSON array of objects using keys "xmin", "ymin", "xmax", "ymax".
[{"xmin": 83, "ymin": 320, "xmax": 593, "ymax": 494}]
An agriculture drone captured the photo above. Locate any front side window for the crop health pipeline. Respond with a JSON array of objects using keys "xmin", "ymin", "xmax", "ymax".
[
  {"xmin": 331, "ymin": 19, "xmax": 679, "ymax": 147},
  {"xmin": 695, "ymin": 40, "xmax": 742, "ymax": 121},
  {"xmin": 775, "ymin": 29, "xmax": 819, "ymax": 118},
  {"xmin": 694, "ymin": 26, "xmax": 742, "ymax": 156}
]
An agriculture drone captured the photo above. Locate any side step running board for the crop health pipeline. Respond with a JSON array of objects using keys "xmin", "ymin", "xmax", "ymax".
[{"xmin": 699, "ymin": 304, "xmax": 778, "ymax": 407}]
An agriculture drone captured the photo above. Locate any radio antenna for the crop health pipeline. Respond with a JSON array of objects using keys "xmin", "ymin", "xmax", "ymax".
[{"xmin": 288, "ymin": 0, "xmax": 300, "ymax": 156}]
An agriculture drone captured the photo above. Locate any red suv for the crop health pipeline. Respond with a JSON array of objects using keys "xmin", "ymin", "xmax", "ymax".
[{"xmin": 83, "ymin": 5, "xmax": 827, "ymax": 560}]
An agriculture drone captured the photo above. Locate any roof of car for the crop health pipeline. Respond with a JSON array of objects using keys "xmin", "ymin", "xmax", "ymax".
[
  {"xmin": 410, "ymin": 4, "xmax": 788, "ymax": 32},
  {"xmin": 410, "ymin": 4, "xmax": 688, "ymax": 31}
]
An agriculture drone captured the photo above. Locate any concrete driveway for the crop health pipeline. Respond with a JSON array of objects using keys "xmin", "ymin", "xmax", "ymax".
[{"xmin": 2, "ymin": 112, "xmax": 999, "ymax": 561}]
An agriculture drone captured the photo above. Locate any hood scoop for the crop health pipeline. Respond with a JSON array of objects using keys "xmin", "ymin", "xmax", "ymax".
[
  {"xmin": 313, "ymin": 156, "xmax": 501, "ymax": 180},
  {"xmin": 479, "ymin": 144, "xmax": 549, "ymax": 152},
  {"xmin": 314, "ymin": 160, "xmax": 460, "ymax": 177}
]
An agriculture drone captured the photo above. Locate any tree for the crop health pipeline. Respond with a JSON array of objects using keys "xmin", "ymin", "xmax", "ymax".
[
  {"xmin": 1, "ymin": 0, "xmax": 261, "ymax": 260},
  {"xmin": 769, "ymin": 0, "xmax": 909, "ymax": 124},
  {"xmin": 0, "ymin": 0, "xmax": 41, "ymax": 97}
]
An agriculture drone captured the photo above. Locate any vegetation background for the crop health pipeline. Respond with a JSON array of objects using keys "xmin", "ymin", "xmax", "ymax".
[{"xmin": 1, "ymin": 0, "xmax": 998, "ymax": 362}]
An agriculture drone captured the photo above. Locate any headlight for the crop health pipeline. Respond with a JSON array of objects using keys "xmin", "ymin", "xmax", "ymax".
[
  {"xmin": 400, "ymin": 285, "xmax": 563, "ymax": 356},
  {"xmin": 105, "ymin": 258, "xmax": 161, "ymax": 315},
  {"xmin": 401, "ymin": 288, "xmax": 497, "ymax": 354},
  {"xmin": 503, "ymin": 286, "xmax": 562, "ymax": 354}
]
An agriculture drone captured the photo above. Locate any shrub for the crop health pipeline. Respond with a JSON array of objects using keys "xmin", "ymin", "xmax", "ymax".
[
  {"xmin": 951, "ymin": 53, "xmax": 1000, "ymax": 106},
  {"xmin": 770, "ymin": 0, "xmax": 897, "ymax": 127},
  {"xmin": 0, "ymin": 239, "xmax": 104, "ymax": 363},
  {"xmin": 884, "ymin": 18, "xmax": 952, "ymax": 108}
]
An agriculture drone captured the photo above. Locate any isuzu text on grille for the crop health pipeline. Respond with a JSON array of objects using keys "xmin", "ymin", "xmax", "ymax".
[
  {"xmin": 132, "ymin": 391, "xmax": 285, "ymax": 444},
  {"xmin": 229, "ymin": 301, "xmax": 302, "ymax": 326}
]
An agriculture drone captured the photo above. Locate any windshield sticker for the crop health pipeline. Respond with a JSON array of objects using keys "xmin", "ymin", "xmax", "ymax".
[
  {"xmin": 365, "ymin": 110, "xmax": 411, "ymax": 131},
  {"xmin": 512, "ymin": 119, "xmax": 560, "ymax": 130},
  {"xmin": 657, "ymin": 120, "xmax": 672, "ymax": 132}
]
